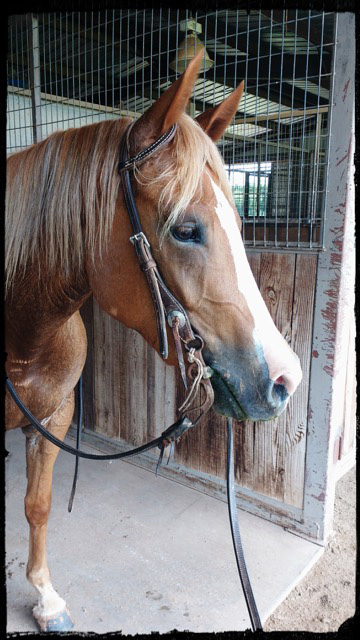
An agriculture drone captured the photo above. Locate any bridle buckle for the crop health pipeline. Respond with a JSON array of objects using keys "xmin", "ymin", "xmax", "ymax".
[{"xmin": 129, "ymin": 231, "xmax": 150, "ymax": 248}]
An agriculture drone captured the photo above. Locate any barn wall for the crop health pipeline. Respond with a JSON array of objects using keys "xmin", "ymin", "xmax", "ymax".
[
  {"xmin": 81, "ymin": 251, "xmax": 317, "ymax": 510},
  {"xmin": 7, "ymin": 87, "xmax": 124, "ymax": 153}
]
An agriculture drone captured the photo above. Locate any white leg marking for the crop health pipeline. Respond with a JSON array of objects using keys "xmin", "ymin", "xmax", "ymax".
[{"xmin": 33, "ymin": 582, "xmax": 67, "ymax": 619}]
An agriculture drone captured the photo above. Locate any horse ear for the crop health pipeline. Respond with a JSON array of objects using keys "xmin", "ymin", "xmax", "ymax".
[
  {"xmin": 195, "ymin": 81, "xmax": 245, "ymax": 142},
  {"xmin": 131, "ymin": 50, "xmax": 204, "ymax": 140}
]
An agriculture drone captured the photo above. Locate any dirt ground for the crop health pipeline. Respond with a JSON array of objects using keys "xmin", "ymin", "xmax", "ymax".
[{"xmin": 264, "ymin": 465, "xmax": 356, "ymax": 633}]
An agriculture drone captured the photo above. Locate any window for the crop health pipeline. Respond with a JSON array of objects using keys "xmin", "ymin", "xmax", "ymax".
[{"xmin": 227, "ymin": 162, "xmax": 272, "ymax": 217}]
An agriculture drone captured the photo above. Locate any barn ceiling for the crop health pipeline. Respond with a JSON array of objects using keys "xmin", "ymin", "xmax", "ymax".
[{"xmin": 7, "ymin": 10, "xmax": 335, "ymax": 143}]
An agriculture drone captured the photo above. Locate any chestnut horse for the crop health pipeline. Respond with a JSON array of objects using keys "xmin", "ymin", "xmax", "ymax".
[{"xmin": 5, "ymin": 53, "xmax": 302, "ymax": 631}]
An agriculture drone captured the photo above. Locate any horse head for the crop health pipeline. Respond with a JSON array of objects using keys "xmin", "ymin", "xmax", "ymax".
[{"xmin": 87, "ymin": 52, "xmax": 302, "ymax": 422}]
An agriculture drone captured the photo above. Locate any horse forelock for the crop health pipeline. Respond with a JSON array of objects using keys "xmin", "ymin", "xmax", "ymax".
[{"xmin": 132, "ymin": 113, "xmax": 234, "ymax": 244}]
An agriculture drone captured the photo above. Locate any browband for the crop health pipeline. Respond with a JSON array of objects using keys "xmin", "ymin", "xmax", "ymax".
[{"xmin": 118, "ymin": 123, "xmax": 177, "ymax": 173}]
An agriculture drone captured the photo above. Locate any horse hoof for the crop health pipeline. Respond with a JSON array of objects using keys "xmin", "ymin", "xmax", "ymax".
[{"xmin": 34, "ymin": 607, "xmax": 74, "ymax": 632}]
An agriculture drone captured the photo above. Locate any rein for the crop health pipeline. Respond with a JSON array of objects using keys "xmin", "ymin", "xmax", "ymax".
[{"xmin": 5, "ymin": 122, "xmax": 262, "ymax": 632}]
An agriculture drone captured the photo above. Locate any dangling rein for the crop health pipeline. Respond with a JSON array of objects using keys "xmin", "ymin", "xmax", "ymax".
[{"xmin": 5, "ymin": 123, "xmax": 262, "ymax": 632}]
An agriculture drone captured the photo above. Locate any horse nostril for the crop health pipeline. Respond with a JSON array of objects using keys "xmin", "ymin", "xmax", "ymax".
[
  {"xmin": 273, "ymin": 372, "xmax": 299, "ymax": 396},
  {"xmin": 272, "ymin": 380, "xmax": 288, "ymax": 404}
]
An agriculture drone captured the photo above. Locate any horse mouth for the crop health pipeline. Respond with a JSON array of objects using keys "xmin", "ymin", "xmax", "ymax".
[
  {"xmin": 208, "ymin": 366, "xmax": 288, "ymax": 422},
  {"xmin": 209, "ymin": 368, "xmax": 248, "ymax": 421}
]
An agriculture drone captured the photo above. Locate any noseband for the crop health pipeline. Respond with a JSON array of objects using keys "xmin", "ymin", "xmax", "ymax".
[{"xmin": 5, "ymin": 121, "xmax": 262, "ymax": 631}]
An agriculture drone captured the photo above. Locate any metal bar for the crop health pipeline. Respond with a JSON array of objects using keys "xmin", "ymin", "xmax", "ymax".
[
  {"xmin": 111, "ymin": 11, "xmax": 115, "ymax": 111},
  {"xmin": 85, "ymin": 12, "xmax": 89, "ymax": 110},
  {"xmin": 221, "ymin": 9, "xmax": 228, "ymax": 160},
  {"xmin": 27, "ymin": 13, "xmax": 42, "ymax": 144},
  {"xmin": 273, "ymin": 12, "xmax": 286, "ymax": 249},
  {"xmin": 157, "ymin": 8, "xmax": 162, "ymax": 99},
  {"xmin": 104, "ymin": 10, "xmax": 108, "ymax": 110},
  {"xmin": 245, "ymin": 245, "xmax": 323, "ymax": 255},
  {"xmin": 126, "ymin": 10, "xmax": 130, "ymax": 114},
  {"xmin": 234, "ymin": 107, "xmax": 329, "ymax": 124},
  {"xmin": 285, "ymin": 9, "xmax": 298, "ymax": 247},
  {"xmin": 309, "ymin": 112, "xmax": 322, "ymax": 247},
  {"xmin": 251, "ymin": 11, "xmax": 261, "ymax": 242},
  {"xmin": 40, "ymin": 13, "xmax": 48, "ymax": 134},
  {"xmin": 90, "ymin": 12, "xmax": 94, "ymax": 115},
  {"xmin": 119, "ymin": 10, "xmax": 122, "ymax": 112},
  {"xmin": 319, "ymin": 17, "xmax": 336, "ymax": 251},
  {"xmin": 296, "ymin": 11, "xmax": 311, "ymax": 247},
  {"xmin": 149, "ymin": 9, "xmax": 153, "ymax": 106},
  {"xmin": 230, "ymin": 9, "xmax": 239, "ymax": 218},
  {"xmin": 134, "ymin": 9, "xmax": 137, "ymax": 113},
  {"xmin": 97, "ymin": 11, "xmax": 101, "ymax": 107},
  {"xmin": 263, "ymin": 9, "xmax": 273, "ymax": 246},
  {"xmin": 78, "ymin": 13, "xmax": 82, "ymax": 108},
  {"xmin": 211, "ymin": 11, "xmax": 217, "ymax": 111},
  {"xmin": 59, "ymin": 14, "xmax": 64, "ymax": 124},
  {"xmin": 310, "ymin": 11, "xmax": 326, "ymax": 248},
  {"xmin": 241, "ymin": 11, "xmax": 250, "ymax": 243}
]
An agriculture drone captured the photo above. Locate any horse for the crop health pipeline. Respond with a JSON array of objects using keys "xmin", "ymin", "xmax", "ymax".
[{"xmin": 5, "ymin": 52, "xmax": 302, "ymax": 632}]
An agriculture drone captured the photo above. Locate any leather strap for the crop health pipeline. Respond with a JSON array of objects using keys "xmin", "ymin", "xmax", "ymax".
[
  {"xmin": 68, "ymin": 375, "xmax": 82, "ymax": 512},
  {"xmin": 118, "ymin": 123, "xmax": 177, "ymax": 174},
  {"xmin": 5, "ymin": 375, "xmax": 198, "ymax": 462},
  {"xmin": 118, "ymin": 123, "xmax": 207, "ymax": 375},
  {"xmin": 119, "ymin": 130, "xmax": 171, "ymax": 359},
  {"xmin": 227, "ymin": 418, "xmax": 263, "ymax": 631},
  {"xmin": 118, "ymin": 120, "xmax": 214, "ymax": 441}
]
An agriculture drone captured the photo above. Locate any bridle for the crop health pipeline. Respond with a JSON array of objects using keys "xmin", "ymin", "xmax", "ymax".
[
  {"xmin": 5, "ymin": 122, "xmax": 262, "ymax": 632},
  {"xmin": 118, "ymin": 121, "xmax": 215, "ymax": 428}
]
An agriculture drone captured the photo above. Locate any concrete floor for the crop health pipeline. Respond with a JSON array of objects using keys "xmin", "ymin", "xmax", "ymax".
[{"xmin": 6, "ymin": 427, "xmax": 323, "ymax": 634}]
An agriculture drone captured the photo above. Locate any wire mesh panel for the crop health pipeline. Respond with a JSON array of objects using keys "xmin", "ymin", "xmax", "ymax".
[{"xmin": 7, "ymin": 9, "xmax": 336, "ymax": 250}]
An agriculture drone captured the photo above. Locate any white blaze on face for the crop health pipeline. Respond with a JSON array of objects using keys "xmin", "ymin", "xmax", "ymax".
[{"xmin": 208, "ymin": 174, "xmax": 302, "ymax": 395}]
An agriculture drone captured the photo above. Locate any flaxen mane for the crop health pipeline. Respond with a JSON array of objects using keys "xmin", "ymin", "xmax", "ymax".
[{"xmin": 5, "ymin": 114, "xmax": 233, "ymax": 294}]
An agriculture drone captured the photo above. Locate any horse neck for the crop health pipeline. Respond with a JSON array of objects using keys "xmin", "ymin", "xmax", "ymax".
[{"xmin": 6, "ymin": 264, "xmax": 91, "ymax": 360}]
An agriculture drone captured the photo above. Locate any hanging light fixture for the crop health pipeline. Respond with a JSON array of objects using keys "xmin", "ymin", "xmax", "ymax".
[{"xmin": 170, "ymin": 17, "xmax": 213, "ymax": 73}]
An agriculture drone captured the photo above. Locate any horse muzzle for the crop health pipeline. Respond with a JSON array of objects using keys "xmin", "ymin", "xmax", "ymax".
[{"xmin": 203, "ymin": 347, "xmax": 294, "ymax": 422}]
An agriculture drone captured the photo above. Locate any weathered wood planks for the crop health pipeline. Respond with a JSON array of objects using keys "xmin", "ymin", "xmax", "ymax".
[{"xmin": 81, "ymin": 251, "xmax": 318, "ymax": 508}]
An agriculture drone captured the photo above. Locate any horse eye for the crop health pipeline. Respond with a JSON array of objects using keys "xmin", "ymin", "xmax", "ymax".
[{"xmin": 172, "ymin": 224, "xmax": 200, "ymax": 243}]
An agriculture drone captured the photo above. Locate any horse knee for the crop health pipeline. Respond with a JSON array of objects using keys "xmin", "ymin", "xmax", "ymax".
[{"xmin": 25, "ymin": 496, "xmax": 51, "ymax": 527}]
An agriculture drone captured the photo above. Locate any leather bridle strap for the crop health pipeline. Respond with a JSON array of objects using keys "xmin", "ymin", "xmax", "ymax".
[
  {"xmin": 118, "ymin": 122, "xmax": 177, "ymax": 175},
  {"xmin": 118, "ymin": 123, "xmax": 179, "ymax": 360},
  {"xmin": 117, "ymin": 121, "xmax": 214, "ymax": 435}
]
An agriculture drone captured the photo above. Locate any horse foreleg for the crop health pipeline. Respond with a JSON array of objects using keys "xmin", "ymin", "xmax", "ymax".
[{"xmin": 23, "ymin": 392, "xmax": 75, "ymax": 632}]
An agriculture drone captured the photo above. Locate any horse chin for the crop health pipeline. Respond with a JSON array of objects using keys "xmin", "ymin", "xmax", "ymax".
[
  {"xmin": 209, "ymin": 368, "xmax": 289, "ymax": 422},
  {"xmin": 210, "ymin": 370, "xmax": 248, "ymax": 421}
]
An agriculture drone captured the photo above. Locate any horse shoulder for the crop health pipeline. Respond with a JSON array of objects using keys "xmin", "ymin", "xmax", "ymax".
[{"xmin": 5, "ymin": 311, "xmax": 87, "ymax": 430}]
